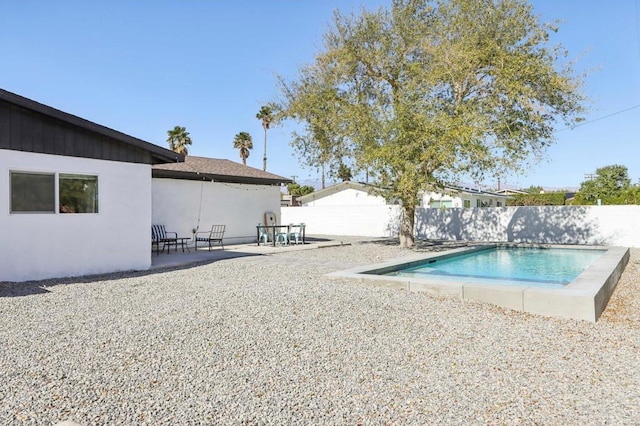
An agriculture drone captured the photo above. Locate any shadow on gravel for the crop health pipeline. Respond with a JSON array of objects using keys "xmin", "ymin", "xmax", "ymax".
[{"xmin": 0, "ymin": 251, "xmax": 261, "ymax": 298}]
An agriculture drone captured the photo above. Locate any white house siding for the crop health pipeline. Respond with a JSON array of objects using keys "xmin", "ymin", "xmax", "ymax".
[
  {"xmin": 421, "ymin": 191, "xmax": 506, "ymax": 208},
  {"xmin": 281, "ymin": 204, "xmax": 640, "ymax": 247},
  {"xmin": 0, "ymin": 149, "xmax": 152, "ymax": 282},
  {"xmin": 303, "ymin": 188, "xmax": 387, "ymax": 206},
  {"xmin": 152, "ymin": 178, "xmax": 282, "ymax": 244}
]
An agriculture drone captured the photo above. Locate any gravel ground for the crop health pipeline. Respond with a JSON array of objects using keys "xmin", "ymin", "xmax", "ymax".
[{"xmin": 0, "ymin": 237, "xmax": 639, "ymax": 425}]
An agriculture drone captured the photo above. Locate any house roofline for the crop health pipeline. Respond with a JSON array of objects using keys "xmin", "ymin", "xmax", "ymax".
[
  {"xmin": 152, "ymin": 169, "xmax": 292, "ymax": 186},
  {"xmin": 0, "ymin": 88, "xmax": 182, "ymax": 164},
  {"xmin": 297, "ymin": 181, "xmax": 375, "ymax": 203}
]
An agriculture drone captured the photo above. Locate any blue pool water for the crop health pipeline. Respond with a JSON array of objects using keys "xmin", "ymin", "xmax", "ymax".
[{"xmin": 385, "ymin": 247, "xmax": 605, "ymax": 287}]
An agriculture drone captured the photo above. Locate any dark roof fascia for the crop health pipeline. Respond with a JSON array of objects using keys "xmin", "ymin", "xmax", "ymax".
[
  {"xmin": 0, "ymin": 89, "xmax": 182, "ymax": 164},
  {"xmin": 152, "ymin": 169, "xmax": 292, "ymax": 186}
]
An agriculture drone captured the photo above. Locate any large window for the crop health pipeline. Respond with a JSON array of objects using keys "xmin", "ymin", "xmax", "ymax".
[
  {"xmin": 10, "ymin": 172, "xmax": 55, "ymax": 213},
  {"xmin": 10, "ymin": 171, "xmax": 98, "ymax": 214},
  {"xmin": 59, "ymin": 174, "xmax": 99, "ymax": 213}
]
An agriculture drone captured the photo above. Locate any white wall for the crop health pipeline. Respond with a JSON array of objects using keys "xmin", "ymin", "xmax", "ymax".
[
  {"xmin": 0, "ymin": 150, "xmax": 152, "ymax": 282},
  {"xmin": 303, "ymin": 188, "xmax": 387, "ymax": 206},
  {"xmin": 152, "ymin": 178, "xmax": 282, "ymax": 244},
  {"xmin": 282, "ymin": 205, "xmax": 401, "ymax": 237},
  {"xmin": 416, "ymin": 206, "xmax": 640, "ymax": 247},
  {"xmin": 282, "ymin": 204, "xmax": 640, "ymax": 247}
]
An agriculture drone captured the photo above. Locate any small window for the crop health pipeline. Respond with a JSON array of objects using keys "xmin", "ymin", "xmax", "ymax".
[
  {"xmin": 463, "ymin": 200, "xmax": 471, "ymax": 208},
  {"xmin": 59, "ymin": 174, "xmax": 99, "ymax": 213},
  {"xmin": 10, "ymin": 172, "xmax": 55, "ymax": 213},
  {"xmin": 429, "ymin": 200, "xmax": 453, "ymax": 209}
]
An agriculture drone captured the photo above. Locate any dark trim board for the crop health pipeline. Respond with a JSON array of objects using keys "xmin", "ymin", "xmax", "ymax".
[
  {"xmin": 0, "ymin": 89, "xmax": 182, "ymax": 165},
  {"xmin": 152, "ymin": 169, "xmax": 288, "ymax": 186}
]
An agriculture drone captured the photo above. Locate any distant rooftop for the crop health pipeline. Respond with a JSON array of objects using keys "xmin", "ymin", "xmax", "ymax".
[{"xmin": 153, "ymin": 155, "xmax": 292, "ymax": 185}]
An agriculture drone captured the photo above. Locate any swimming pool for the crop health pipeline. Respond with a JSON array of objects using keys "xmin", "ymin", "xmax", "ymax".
[
  {"xmin": 328, "ymin": 244, "xmax": 630, "ymax": 322},
  {"xmin": 384, "ymin": 247, "xmax": 606, "ymax": 288}
]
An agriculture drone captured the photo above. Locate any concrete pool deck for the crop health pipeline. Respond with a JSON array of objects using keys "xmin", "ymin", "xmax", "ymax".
[
  {"xmin": 327, "ymin": 244, "xmax": 630, "ymax": 322},
  {"xmin": 150, "ymin": 237, "xmax": 347, "ymax": 270}
]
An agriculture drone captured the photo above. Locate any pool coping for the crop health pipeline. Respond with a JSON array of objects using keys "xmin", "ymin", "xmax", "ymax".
[{"xmin": 327, "ymin": 244, "xmax": 630, "ymax": 322}]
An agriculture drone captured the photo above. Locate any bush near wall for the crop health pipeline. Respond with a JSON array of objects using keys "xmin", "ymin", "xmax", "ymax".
[
  {"xmin": 573, "ymin": 186, "xmax": 640, "ymax": 205},
  {"xmin": 507, "ymin": 192, "xmax": 566, "ymax": 206}
]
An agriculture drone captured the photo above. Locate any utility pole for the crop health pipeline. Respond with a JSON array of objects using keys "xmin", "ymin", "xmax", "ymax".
[{"xmin": 291, "ymin": 175, "xmax": 297, "ymax": 183}]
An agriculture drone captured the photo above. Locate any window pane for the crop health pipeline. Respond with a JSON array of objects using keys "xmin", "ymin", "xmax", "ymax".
[
  {"xmin": 10, "ymin": 172, "xmax": 55, "ymax": 213},
  {"xmin": 59, "ymin": 174, "xmax": 99, "ymax": 213}
]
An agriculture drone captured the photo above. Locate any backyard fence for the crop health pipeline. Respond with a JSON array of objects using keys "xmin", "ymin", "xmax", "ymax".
[{"xmin": 281, "ymin": 205, "xmax": 640, "ymax": 248}]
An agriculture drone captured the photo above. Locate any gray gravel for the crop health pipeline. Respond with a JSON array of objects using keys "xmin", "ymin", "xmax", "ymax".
[{"xmin": 1, "ymin": 237, "xmax": 639, "ymax": 425}]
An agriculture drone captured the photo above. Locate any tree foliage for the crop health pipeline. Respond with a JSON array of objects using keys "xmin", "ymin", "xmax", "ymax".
[
  {"xmin": 287, "ymin": 183, "xmax": 315, "ymax": 196},
  {"xmin": 574, "ymin": 165, "xmax": 634, "ymax": 205},
  {"xmin": 507, "ymin": 192, "xmax": 566, "ymax": 206},
  {"xmin": 337, "ymin": 163, "xmax": 353, "ymax": 181},
  {"xmin": 278, "ymin": 0, "xmax": 585, "ymax": 247},
  {"xmin": 524, "ymin": 185, "xmax": 544, "ymax": 194},
  {"xmin": 166, "ymin": 125, "xmax": 192, "ymax": 155},
  {"xmin": 233, "ymin": 131, "xmax": 253, "ymax": 165}
]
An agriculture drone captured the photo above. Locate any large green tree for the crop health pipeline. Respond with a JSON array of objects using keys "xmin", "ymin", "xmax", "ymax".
[
  {"xmin": 575, "ymin": 164, "xmax": 632, "ymax": 205},
  {"xmin": 281, "ymin": 77, "xmax": 352, "ymax": 189},
  {"xmin": 233, "ymin": 131, "xmax": 253, "ymax": 165},
  {"xmin": 278, "ymin": 0, "xmax": 585, "ymax": 247},
  {"xmin": 166, "ymin": 125, "xmax": 192, "ymax": 155}
]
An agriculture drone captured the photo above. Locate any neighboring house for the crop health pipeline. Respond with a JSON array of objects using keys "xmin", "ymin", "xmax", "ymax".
[
  {"xmin": 297, "ymin": 181, "xmax": 388, "ymax": 206},
  {"xmin": 280, "ymin": 194, "xmax": 301, "ymax": 207},
  {"xmin": 152, "ymin": 156, "xmax": 292, "ymax": 244},
  {"xmin": 0, "ymin": 88, "xmax": 182, "ymax": 282},
  {"xmin": 296, "ymin": 181, "xmax": 507, "ymax": 209},
  {"xmin": 422, "ymin": 186, "xmax": 509, "ymax": 208}
]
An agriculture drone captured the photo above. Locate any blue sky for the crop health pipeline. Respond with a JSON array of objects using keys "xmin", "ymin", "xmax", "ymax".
[{"xmin": 2, "ymin": 1, "xmax": 639, "ymax": 190}]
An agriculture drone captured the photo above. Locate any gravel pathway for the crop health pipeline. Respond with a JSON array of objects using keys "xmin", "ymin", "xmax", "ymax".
[{"xmin": 0, "ymin": 237, "xmax": 638, "ymax": 425}]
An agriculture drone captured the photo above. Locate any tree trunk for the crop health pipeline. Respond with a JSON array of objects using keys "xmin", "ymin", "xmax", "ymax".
[
  {"xmin": 262, "ymin": 128, "xmax": 267, "ymax": 171},
  {"xmin": 399, "ymin": 204, "xmax": 415, "ymax": 248},
  {"xmin": 321, "ymin": 163, "xmax": 326, "ymax": 189}
]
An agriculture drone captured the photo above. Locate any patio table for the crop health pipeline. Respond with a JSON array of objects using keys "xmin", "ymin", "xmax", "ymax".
[{"xmin": 256, "ymin": 225, "xmax": 291, "ymax": 247}]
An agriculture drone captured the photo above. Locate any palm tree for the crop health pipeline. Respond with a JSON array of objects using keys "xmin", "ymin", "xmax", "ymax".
[
  {"xmin": 233, "ymin": 131, "xmax": 253, "ymax": 165},
  {"xmin": 256, "ymin": 105, "xmax": 274, "ymax": 171},
  {"xmin": 166, "ymin": 126, "xmax": 192, "ymax": 155}
]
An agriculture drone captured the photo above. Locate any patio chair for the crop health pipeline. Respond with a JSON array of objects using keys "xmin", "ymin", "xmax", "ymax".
[
  {"xmin": 288, "ymin": 223, "xmax": 305, "ymax": 245},
  {"xmin": 275, "ymin": 228, "xmax": 288, "ymax": 246},
  {"xmin": 258, "ymin": 223, "xmax": 270, "ymax": 244},
  {"xmin": 151, "ymin": 224, "xmax": 178, "ymax": 255},
  {"xmin": 195, "ymin": 224, "xmax": 226, "ymax": 251}
]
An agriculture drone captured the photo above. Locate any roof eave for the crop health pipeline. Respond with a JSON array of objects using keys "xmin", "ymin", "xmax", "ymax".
[
  {"xmin": 152, "ymin": 169, "xmax": 292, "ymax": 185},
  {"xmin": 0, "ymin": 88, "xmax": 182, "ymax": 165}
]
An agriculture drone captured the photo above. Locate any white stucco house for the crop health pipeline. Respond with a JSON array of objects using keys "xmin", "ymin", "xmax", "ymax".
[
  {"xmin": 297, "ymin": 181, "xmax": 388, "ymax": 206},
  {"xmin": 152, "ymin": 156, "xmax": 292, "ymax": 244},
  {"xmin": 0, "ymin": 89, "xmax": 182, "ymax": 282},
  {"xmin": 297, "ymin": 181, "xmax": 507, "ymax": 208}
]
